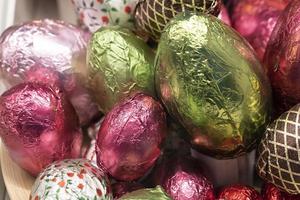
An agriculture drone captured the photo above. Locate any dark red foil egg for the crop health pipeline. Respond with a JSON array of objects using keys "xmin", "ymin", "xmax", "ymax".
[
  {"xmin": 262, "ymin": 183, "xmax": 300, "ymax": 200},
  {"xmin": 0, "ymin": 82, "xmax": 82, "ymax": 176},
  {"xmin": 153, "ymin": 154, "xmax": 215, "ymax": 200},
  {"xmin": 231, "ymin": 0, "xmax": 289, "ymax": 61},
  {"xmin": 96, "ymin": 93, "xmax": 167, "ymax": 181},
  {"xmin": 0, "ymin": 19, "xmax": 99, "ymax": 125},
  {"xmin": 263, "ymin": 1, "xmax": 300, "ymax": 115},
  {"xmin": 218, "ymin": 185, "xmax": 262, "ymax": 200}
]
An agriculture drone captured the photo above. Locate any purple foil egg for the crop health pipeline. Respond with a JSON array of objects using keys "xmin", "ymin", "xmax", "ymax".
[
  {"xmin": 153, "ymin": 154, "xmax": 215, "ymax": 200},
  {"xmin": 231, "ymin": 0, "xmax": 289, "ymax": 61},
  {"xmin": 96, "ymin": 93, "xmax": 167, "ymax": 181},
  {"xmin": 0, "ymin": 82, "xmax": 82, "ymax": 176},
  {"xmin": 0, "ymin": 19, "xmax": 99, "ymax": 125},
  {"xmin": 263, "ymin": 1, "xmax": 300, "ymax": 115}
]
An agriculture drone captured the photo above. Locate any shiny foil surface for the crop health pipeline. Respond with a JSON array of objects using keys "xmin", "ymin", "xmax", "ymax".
[
  {"xmin": 155, "ymin": 13, "xmax": 272, "ymax": 159},
  {"xmin": 30, "ymin": 159, "xmax": 113, "ymax": 200},
  {"xmin": 262, "ymin": 183, "xmax": 300, "ymax": 200},
  {"xmin": 263, "ymin": 1, "xmax": 300, "ymax": 115},
  {"xmin": 0, "ymin": 19, "xmax": 99, "ymax": 125},
  {"xmin": 257, "ymin": 104, "xmax": 300, "ymax": 194},
  {"xmin": 134, "ymin": 0, "xmax": 221, "ymax": 40},
  {"xmin": 0, "ymin": 83, "xmax": 82, "ymax": 176},
  {"xmin": 218, "ymin": 185, "xmax": 262, "ymax": 200},
  {"xmin": 153, "ymin": 154, "xmax": 215, "ymax": 200},
  {"xmin": 119, "ymin": 186, "xmax": 171, "ymax": 200},
  {"xmin": 87, "ymin": 26, "xmax": 156, "ymax": 113},
  {"xmin": 96, "ymin": 93, "xmax": 167, "ymax": 181},
  {"xmin": 231, "ymin": 0, "xmax": 289, "ymax": 62}
]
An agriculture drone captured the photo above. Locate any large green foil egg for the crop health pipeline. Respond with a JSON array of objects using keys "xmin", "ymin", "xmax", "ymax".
[
  {"xmin": 87, "ymin": 26, "xmax": 155, "ymax": 113},
  {"xmin": 155, "ymin": 13, "xmax": 272, "ymax": 159}
]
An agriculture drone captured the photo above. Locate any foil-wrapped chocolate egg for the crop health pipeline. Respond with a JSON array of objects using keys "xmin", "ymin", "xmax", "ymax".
[
  {"xmin": 261, "ymin": 182, "xmax": 300, "ymax": 200},
  {"xmin": 30, "ymin": 159, "xmax": 113, "ymax": 200},
  {"xmin": 218, "ymin": 185, "xmax": 262, "ymax": 200},
  {"xmin": 153, "ymin": 154, "xmax": 215, "ymax": 200},
  {"xmin": 87, "ymin": 26, "xmax": 156, "ymax": 113},
  {"xmin": 231, "ymin": 0, "xmax": 290, "ymax": 62},
  {"xmin": 119, "ymin": 186, "xmax": 171, "ymax": 200},
  {"xmin": 263, "ymin": 1, "xmax": 300, "ymax": 115},
  {"xmin": 0, "ymin": 82, "xmax": 82, "ymax": 176},
  {"xmin": 156, "ymin": 12, "xmax": 272, "ymax": 159},
  {"xmin": 134, "ymin": 0, "xmax": 221, "ymax": 40},
  {"xmin": 96, "ymin": 93, "xmax": 167, "ymax": 181},
  {"xmin": 257, "ymin": 103, "xmax": 300, "ymax": 194},
  {"xmin": 0, "ymin": 19, "xmax": 99, "ymax": 125},
  {"xmin": 72, "ymin": 0, "xmax": 139, "ymax": 32}
]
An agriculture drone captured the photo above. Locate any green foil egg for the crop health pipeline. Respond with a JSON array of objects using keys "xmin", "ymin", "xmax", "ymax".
[
  {"xmin": 87, "ymin": 26, "xmax": 155, "ymax": 113},
  {"xmin": 119, "ymin": 186, "xmax": 171, "ymax": 200},
  {"xmin": 155, "ymin": 13, "xmax": 272, "ymax": 159}
]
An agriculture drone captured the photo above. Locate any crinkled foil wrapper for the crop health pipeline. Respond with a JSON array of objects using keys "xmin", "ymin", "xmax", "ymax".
[
  {"xmin": 87, "ymin": 26, "xmax": 156, "ymax": 113},
  {"xmin": 231, "ymin": 0, "xmax": 289, "ymax": 62},
  {"xmin": 0, "ymin": 19, "xmax": 99, "ymax": 125},
  {"xmin": 0, "ymin": 83, "xmax": 82, "ymax": 176},
  {"xmin": 156, "ymin": 13, "xmax": 272, "ymax": 159},
  {"xmin": 119, "ymin": 186, "xmax": 171, "ymax": 200},
  {"xmin": 217, "ymin": 185, "xmax": 262, "ymax": 200},
  {"xmin": 263, "ymin": 1, "xmax": 300, "ymax": 116}
]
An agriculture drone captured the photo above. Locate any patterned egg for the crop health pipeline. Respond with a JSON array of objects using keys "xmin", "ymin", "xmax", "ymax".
[
  {"xmin": 134, "ymin": 0, "xmax": 221, "ymax": 40},
  {"xmin": 72, "ymin": 0, "xmax": 139, "ymax": 32},
  {"xmin": 257, "ymin": 103, "xmax": 300, "ymax": 194},
  {"xmin": 30, "ymin": 159, "xmax": 113, "ymax": 200}
]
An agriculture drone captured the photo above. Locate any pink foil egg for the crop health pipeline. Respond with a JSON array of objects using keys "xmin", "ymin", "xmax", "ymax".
[
  {"xmin": 0, "ymin": 82, "xmax": 82, "ymax": 176},
  {"xmin": 0, "ymin": 19, "xmax": 99, "ymax": 126},
  {"xmin": 96, "ymin": 93, "xmax": 167, "ymax": 181}
]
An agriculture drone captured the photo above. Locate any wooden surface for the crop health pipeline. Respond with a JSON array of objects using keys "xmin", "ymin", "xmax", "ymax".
[{"xmin": 0, "ymin": 143, "xmax": 35, "ymax": 200}]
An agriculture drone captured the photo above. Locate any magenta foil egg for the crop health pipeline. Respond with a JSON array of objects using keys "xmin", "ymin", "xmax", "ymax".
[
  {"xmin": 153, "ymin": 154, "xmax": 215, "ymax": 200},
  {"xmin": 0, "ymin": 82, "xmax": 82, "ymax": 176},
  {"xmin": 263, "ymin": 1, "xmax": 300, "ymax": 115},
  {"xmin": 96, "ymin": 93, "xmax": 167, "ymax": 181},
  {"xmin": 0, "ymin": 19, "xmax": 99, "ymax": 125},
  {"xmin": 231, "ymin": 0, "xmax": 289, "ymax": 61}
]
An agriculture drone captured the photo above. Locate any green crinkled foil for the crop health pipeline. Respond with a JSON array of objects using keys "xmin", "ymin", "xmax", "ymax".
[
  {"xmin": 87, "ymin": 26, "xmax": 155, "ymax": 113},
  {"xmin": 119, "ymin": 186, "xmax": 171, "ymax": 200},
  {"xmin": 155, "ymin": 13, "xmax": 272, "ymax": 159}
]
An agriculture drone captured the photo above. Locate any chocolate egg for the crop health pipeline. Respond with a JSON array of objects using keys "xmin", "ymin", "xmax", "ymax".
[
  {"xmin": 119, "ymin": 186, "xmax": 171, "ymax": 200},
  {"xmin": 155, "ymin": 12, "xmax": 272, "ymax": 158},
  {"xmin": 261, "ymin": 182, "xmax": 300, "ymax": 200},
  {"xmin": 30, "ymin": 159, "xmax": 113, "ymax": 200},
  {"xmin": 87, "ymin": 26, "xmax": 156, "ymax": 113},
  {"xmin": 218, "ymin": 185, "xmax": 262, "ymax": 200},
  {"xmin": 231, "ymin": 0, "xmax": 290, "ymax": 61},
  {"xmin": 263, "ymin": 1, "xmax": 300, "ymax": 115},
  {"xmin": 257, "ymin": 103, "xmax": 300, "ymax": 194},
  {"xmin": 0, "ymin": 19, "xmax": 99, "ymax": 125},
  {"xmin": 134, "ymin": 0, "xmax": 221, "ymax": 40},
  {"xmin": 153, "ymin": 154, "xmax": 215, "ymax": 200},
  {"xmin": 96, "ymin": 93, "xmax": 167, "ymax": 181},
  {"xmin": 72, "ymin": 0, "xmax": 139, "ymax": 32},
  {"xmin": 0, "ymin": 82, "xmax": 82, "ymax": 176}
]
